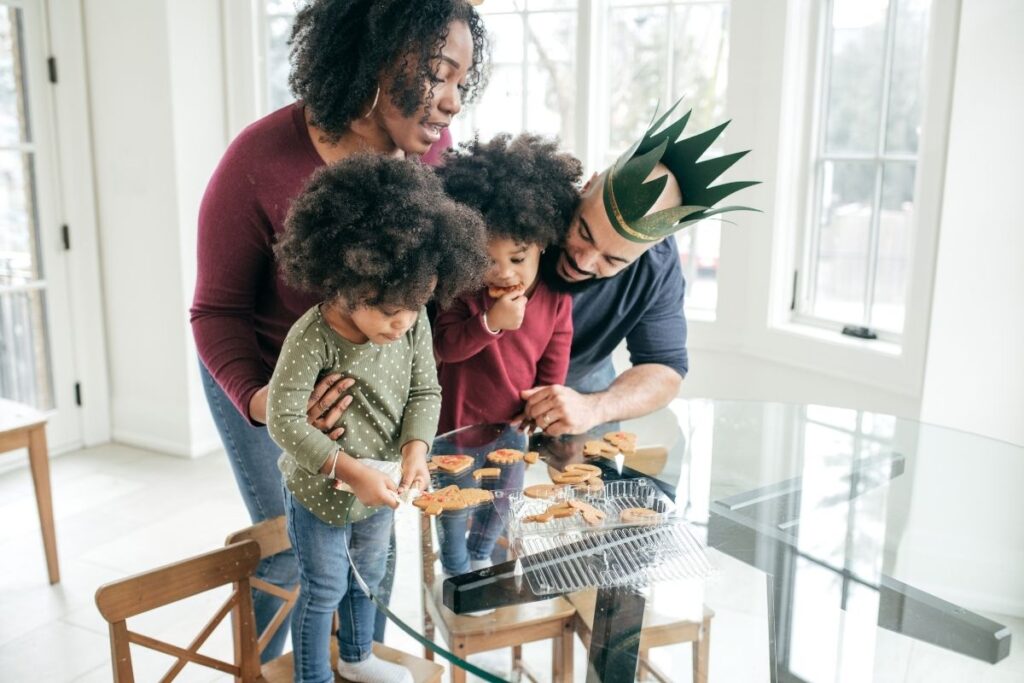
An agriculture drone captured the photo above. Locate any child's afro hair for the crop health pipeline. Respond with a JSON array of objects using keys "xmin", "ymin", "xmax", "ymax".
[
  {"xmin": 275, "ymin": 154, "xmax": 488, "ymax": 310},
  {"xmin": 289, "ymin": 0, "xmax": 488, "ymax": 143},
  {"xmin": 436, "ymin": 133, "xmax": 582, "ymax": 247}
]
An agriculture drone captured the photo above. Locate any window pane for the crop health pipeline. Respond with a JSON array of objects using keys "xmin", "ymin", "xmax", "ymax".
[
  {"xmin": 671, "ymin": 3, "xmax": 730, "ymax": 132},
  {"xmin": 0, "ymin": 8, "xmax": 29, "ymax": 146},
  {"xmin": 824, "ymin": 0, "xmax": 889, "ymax": 154},
  {"xmin": 0, "ymin": 150, "xmax": 40, "ymax": 285},
  {"xmin": 0, "ymin": 289, "xmax": 54, "ymax": 410},
  {"xmin": 812, "ymin": 160, "xmax": 875, "ymax": 323},
  {"xmin": 526, "ymin": 12, "xmax": 576, "ymax": 148},
  {"xmin": 675, "ymin": 225, "xmax": 720, "ymax": 312},
  {"xmin": 451, "ymin": 63, "xmax": 523, "ymax": 144},
  {"xmin": 872, "ymin": 162, "xmax": 915, "ymax": 332},
  {"xmin": 527, "ymin": 0, "xmax": 576, "ymax": 9},
  {"xmin": 266, "ymin": 14, "xmax": 293, "ymax": 112},
  {"xmin": 607, "ymin": 7, "xmax": 669, "ymax": 159},
  {"xmin": 485, "ymin": 12, "xmax": 524, "ymax": 64},
  {"xmin": 885, "ymin": 0, "xmax": 930, "ymax": 154}
]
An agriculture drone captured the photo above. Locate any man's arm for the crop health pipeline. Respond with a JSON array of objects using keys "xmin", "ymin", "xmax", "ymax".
[{"xmin": 520, "ymin": 362, "xmax": 680, "ymax": 436}]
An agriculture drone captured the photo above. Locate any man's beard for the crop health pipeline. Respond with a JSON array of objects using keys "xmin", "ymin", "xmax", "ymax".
[{"xmin": 539, "ymin": 247, "xmax": 603, "ymax": 294}]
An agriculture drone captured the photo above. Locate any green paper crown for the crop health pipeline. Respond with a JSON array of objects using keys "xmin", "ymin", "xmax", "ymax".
[{"xmin": 603, "ymin": 100, "xmax": 760, "ymax": 243}]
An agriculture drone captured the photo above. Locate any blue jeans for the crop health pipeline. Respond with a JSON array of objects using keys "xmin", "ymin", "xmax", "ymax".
[
  {"xmin": 199, "ymin": 362, "xmax": 296, "ymax": 661},
  {"xmin": 285, "ymin": 486, "xmax": 394, "ymax": 683},
  {"xmin": 200, "ymin": 363, "xmax": 396, "ymax": 651},
  {"xmin": 432, "ymin": 426, "xmax": 526, "ymax": 574}
]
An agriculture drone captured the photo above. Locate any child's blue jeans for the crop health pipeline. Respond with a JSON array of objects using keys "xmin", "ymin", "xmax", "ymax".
[{"xmin": 284, "ymin": 484, "xmax": 393, "ymax": 683}]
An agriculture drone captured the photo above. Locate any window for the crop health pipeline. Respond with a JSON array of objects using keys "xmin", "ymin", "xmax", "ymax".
[
  {"xmin": 795, "ymin": 0, "xmax": 931, "ymax": 339},
  {"xmin": 0, "ymin": 6, "xmax": 53, "ymax": 410},
  {"xmin": 260, "ymin": 0, "xmax": 730, "ymax": 316}
]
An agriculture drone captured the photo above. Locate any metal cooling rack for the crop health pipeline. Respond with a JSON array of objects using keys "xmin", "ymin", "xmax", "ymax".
[{"xmin": 495, "ymin": 478, "xmax": 713, "ymax": 595}]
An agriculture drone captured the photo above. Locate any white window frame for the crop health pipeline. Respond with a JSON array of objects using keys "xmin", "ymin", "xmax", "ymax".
[
  {"xmin": 704, "ymin": 0, "xmax": 960, "ymax": 399},
  {"xmin": 792, "ymin": 0, "xmax": 923, "ymax": 345}
]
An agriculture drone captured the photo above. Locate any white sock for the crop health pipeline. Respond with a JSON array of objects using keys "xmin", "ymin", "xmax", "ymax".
[
  {"xmin": 336, "ymin": 653, "xmax": 413, "ymax": 683},
  {"xmin": 470, "ymin": 558, "xmax": 492, "ymax": 572}
]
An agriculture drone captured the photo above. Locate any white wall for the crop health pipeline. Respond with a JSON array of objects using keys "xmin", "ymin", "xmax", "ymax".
[
  {"xmin": 83, "ymin": 0, "xmax": 223, "ymax": 457},
  {"xmin": 919, "ymin": 0, "xmax": 1024, "ymax": 447}
]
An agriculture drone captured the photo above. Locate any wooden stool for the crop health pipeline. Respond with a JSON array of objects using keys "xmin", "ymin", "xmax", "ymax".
[
  {"xmin": 570, "ymin": 588, "xmax": 713, "ymax": 683},
  {"xmin": 420, "ymin": 515, "xmax": 575, "ymax": 683},
  {"xmin": 0, "ymin": 398, "xmax": 58, "ymax": 584}
]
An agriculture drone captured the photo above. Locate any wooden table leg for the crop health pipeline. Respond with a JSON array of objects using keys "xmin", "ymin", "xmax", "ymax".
[{"xmin": 27, "ymin": 426, "xmax": 59, "ymax": 584}]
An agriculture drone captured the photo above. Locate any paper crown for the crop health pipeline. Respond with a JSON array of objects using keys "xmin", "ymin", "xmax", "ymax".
[{"xmin": 603, "ymin": 100, "xmax": 759, "ymax": 243}]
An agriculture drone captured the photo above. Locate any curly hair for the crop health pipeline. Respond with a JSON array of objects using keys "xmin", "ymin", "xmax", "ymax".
[
  {"xmin": 275, "ymin": 154, "xmax": 489, "ymax": 311},
  {"xmin": 289, "ymin": 0, "xmax": 488, "ymax": 141},
  {"xmin": 437, "ymin": 133, "xmax": 582, "ymax": 247}
]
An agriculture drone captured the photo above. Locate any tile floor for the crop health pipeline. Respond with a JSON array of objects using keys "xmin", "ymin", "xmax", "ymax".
[{"xmin": 0, "ymin": 443, "xmax": 1020, "ymax": 682}]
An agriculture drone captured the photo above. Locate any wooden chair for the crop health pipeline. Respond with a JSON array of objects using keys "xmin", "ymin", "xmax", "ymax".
[
  {"xmin": 94, "ymin": 520, "xmax": 443, "ymax": 682},
  {"xmin": 0, "ymin": 398, "xmax": 58, "ymax": 583},
  {"xmin": 569, "ymin": 588, "xmax": 713, "ymax": 683},
  {"xmin": 420, "ymin": 514, "xmax": 575, "ymax": 683},
  {"xmin": 226, "ymin": 516, "xmax": 444, "ymax": 683}
]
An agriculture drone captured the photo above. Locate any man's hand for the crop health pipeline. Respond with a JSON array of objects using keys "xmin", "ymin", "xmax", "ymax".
[
  {"xmin": 519, "ymin": 385, "xmax": 604, "ymax": 436},
  {"xmin": 306, "ymin": 374, "xmax": 355, "ymax": 439},
  {"xmin": 399, "ymin": 441, "xmax": 430, "ymax": 495},
  {"xmin": 486, "ymin": 291, "xmax": 528, "ymax": 332}
]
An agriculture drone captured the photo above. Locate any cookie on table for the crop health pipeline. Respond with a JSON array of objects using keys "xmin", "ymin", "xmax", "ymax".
[
  {"xmin": 619, "ymin": 507, "xmax": 660, "ymax": 524},
  {"xmin": 583, "ymin": 440, "xmax": 617, "ymax": 458},
  {"xmin": 603, "ymin": 431, "xmax": 637, "ymax": 454},
  {"xmin": 574, "ymin": 477, "xmax": 605, "ymax": 494},
  {"xmin": 551, "ymin": 470, "xmax": 591, "ymax": 485},
  {"xmin": 413, "ymin": 485, "xmax": 466, "ymax": 515},
  {"xmin": 523, "ymin": 484, "xmax": 564, "ymax": 500},
  {"xmin": 460, "ymin": 487, "xmax": 495, "ymax": 506},
  {"xmin": 472, "ymin": 467, "xmax": 500, "ymax": 480},
  {"xmin": 564, "ymin": 463, "xmax": 602, "ymax": 478},
  {"xmin": 487, "ymin": 448, "xmax": 525, "ymax": 465},
  {"xmin": 430, "ymin": 454, "xmax": 475, "ymax": 475}
]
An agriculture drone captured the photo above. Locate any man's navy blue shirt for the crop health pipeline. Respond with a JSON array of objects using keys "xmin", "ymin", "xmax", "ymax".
[{"xmin": 564, "ymin": 238, "xmax": 689, "ymax": 387}]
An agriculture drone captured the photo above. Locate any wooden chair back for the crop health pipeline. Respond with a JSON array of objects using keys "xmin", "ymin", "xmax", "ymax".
[
  {"xmin": 225, "ymin": 515, "xmax": 300, "ymax": 655},
  {"xmin": 94, "ymin": 540, "xmax": 263, "ymax": 683}
]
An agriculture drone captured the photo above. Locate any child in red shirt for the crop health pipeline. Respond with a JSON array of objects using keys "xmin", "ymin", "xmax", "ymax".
[
  {"xmin": 434, "ymin": 133, "xmax": 582, "ymax": 434},
  {"xmin": 432, "ymin": 133, "xmax": 582, "ymax": 579}
]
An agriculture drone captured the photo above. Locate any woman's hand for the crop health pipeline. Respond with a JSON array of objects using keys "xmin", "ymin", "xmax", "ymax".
[
  {"xmin": 249, "ymin": 374, "xmax": 354, "ymax": 438},
  {"xmin": 306, "ymin": 374, "xmax": 355, "ymax": 439}
]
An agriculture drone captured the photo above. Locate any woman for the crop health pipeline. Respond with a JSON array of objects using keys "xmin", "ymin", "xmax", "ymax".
[{"xmin": 190, "ymin": 0, "xmax": 487, "ymax": 661}]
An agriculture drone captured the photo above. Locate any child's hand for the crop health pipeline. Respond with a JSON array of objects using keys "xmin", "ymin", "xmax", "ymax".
[
  {"xmin": 345, "ymin": 461, "xmax": 400, "ymax": 509},
  {"xmin": 399, "ymin": 450, "xmax": 430, "ymax": 495},
  {"xmin": 487, "ymin": 291, "xmax": 528, "ymax": 331}
]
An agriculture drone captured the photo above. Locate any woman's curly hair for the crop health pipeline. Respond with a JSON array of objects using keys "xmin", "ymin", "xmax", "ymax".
[
  {"xmin": 276, "ymin": 154, "xmax": 489, "ymax": 310},
  {"xmin": 289, "ymin": 0, "xmax": 488, "ymax": 141},
  {"xmin": 437, "ymin": 133, "xmax": 582, "ymax": 247}
]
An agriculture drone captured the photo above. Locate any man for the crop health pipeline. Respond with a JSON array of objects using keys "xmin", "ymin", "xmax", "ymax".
[{"xmin": 520, "ymin": 101, "xmax": 757, "ymax": 436}]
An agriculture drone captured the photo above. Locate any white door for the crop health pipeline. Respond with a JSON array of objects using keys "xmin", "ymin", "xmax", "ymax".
[{"xmin": 0, "ymin": 0, "xmax": 80, "ymax": 448}]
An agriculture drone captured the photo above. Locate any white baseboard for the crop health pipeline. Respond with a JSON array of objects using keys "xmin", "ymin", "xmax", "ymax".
[{"xmin": 111, "ymin": 429, "xmax": 218, "ymax": 459}]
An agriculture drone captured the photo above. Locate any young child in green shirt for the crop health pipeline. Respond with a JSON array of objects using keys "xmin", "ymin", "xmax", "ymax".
[{"xmin": 267, "ymin": 154, "xmax": 487, "ymax": 683}]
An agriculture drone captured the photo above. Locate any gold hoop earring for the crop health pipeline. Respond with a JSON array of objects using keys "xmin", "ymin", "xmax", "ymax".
[{"xmin": 363, "ymin": 86, "xmax": 380, "ymax": 118}]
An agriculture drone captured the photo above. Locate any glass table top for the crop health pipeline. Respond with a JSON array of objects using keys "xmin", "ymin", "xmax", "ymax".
[{"xmin": 350, "ymin": 399, "xmax": 1024, "ymax": 682}]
